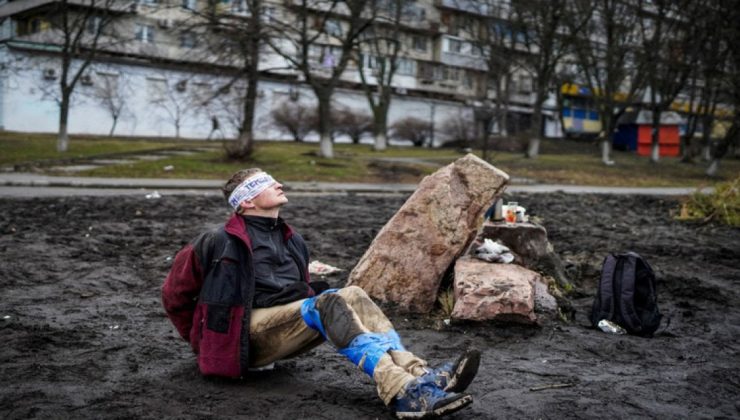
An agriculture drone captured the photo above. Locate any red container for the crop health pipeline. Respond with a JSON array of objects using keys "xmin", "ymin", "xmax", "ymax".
[{"xmin": 636, "ymin": 125, "xmax": 680, "ymax": 157}]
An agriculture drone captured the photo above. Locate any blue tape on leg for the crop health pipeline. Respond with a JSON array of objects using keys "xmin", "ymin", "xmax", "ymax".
[
  {"xmin": 301, "ymin": 297, "xmax": 328, "ymax": 339},
  {"xmin": 338, "ymin": 331, "xmax": 404, "ymax": 377},
  {"xmin": 300, "ymin": 289, "xmax": 339, "ymax": 339},
  {"xmin": 384, "ymin": 329, "xmax": 406, "ymax": 352}
]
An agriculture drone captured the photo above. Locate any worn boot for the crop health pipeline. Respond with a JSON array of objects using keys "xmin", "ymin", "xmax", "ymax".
[
  {"xmin": 392, "ymin": 375, "xmax": 473, "ymax": 419},
  {"xmin": 421, "ymin": 348, "xmax": 480, "ymax": 393}
]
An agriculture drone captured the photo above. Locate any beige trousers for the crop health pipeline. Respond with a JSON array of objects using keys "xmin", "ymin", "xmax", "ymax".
[{"xmin": 249, "ymin": 286, "xmax": 428, "ymax": 404}]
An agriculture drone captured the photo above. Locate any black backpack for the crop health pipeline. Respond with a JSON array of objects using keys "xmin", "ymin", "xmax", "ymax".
[{"xmin": 590, "ymin": 252, "xmax": 663, "ymax": 337}]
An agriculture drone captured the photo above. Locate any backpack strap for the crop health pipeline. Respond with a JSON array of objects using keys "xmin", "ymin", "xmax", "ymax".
[
  {"xmin": 618, "ymin": 253, "xmax": 644, "ymax": 333},
  {"xmin": 597, "ymin": 254, "xmax": 618, "ymax": 322}
]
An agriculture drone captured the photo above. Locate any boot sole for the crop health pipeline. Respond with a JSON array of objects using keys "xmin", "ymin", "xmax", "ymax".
[
  {"xmin": 445, "ymin": 349, "xmax": 481, "ymax": 393},
  {"xmin": 395, "ymin": 394, "xmax": 473, "ymax": 419}
]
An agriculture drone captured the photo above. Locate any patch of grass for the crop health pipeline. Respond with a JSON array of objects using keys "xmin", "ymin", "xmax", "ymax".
[
  {"xmin": 675, "ymin": 176, "xmax": 740, "ymax": 226},
  {"xmin": 2, "ymin": 132, "xmax": 738, "ymax": 187},
  {"xmin": 0, "ymin": 131, "xmax": 212, "ymax": 167},
  {"xmin": 437, "ymin": 287, "xmax": 455, "ymax": 318}
]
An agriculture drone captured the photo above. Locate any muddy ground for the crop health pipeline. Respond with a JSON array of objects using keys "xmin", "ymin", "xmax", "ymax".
[{"xmin": 1, "ymin": 192, "xmax": 738, "ymax": 419}]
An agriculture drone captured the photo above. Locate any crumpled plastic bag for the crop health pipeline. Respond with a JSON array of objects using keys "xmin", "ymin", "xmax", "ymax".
[
  {"xmin": 474, "ymin": 238, "xmax": 514, "ymax": 264},
  {"xmin": 309, "ymin": 260, "xmax": 343, "ymax": 275}
]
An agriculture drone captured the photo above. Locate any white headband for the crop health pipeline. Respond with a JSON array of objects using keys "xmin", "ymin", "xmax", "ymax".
[{"xmin": 228, "ymin": 172, "xmax": 276, "ymax": 209}]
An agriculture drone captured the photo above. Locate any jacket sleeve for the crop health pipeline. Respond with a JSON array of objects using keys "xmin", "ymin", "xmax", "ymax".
[
  {"xmin": 161, "ymin": 243, "xmax": 203, "ymax": 341},
  {"xmin": 294, "ymin": 231, "xmax": 312, "ymax": 284}
]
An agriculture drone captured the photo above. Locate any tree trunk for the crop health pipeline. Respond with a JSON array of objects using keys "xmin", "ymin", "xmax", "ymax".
[
  {"xmin": 236, "ymin": 16, "xmax": 261, "ymax": 158},
  {"xmin": 109, "ymin": 116, "xmax": 118, "ymax": 137},
  {"xmin": 650, "ymin": 110, "xmax": 661, "ymax": 163},
  {"xmin": 599, "ymin": 140, "xmax": 612, "ymax": 165},
  {"xmin": 601, "ymin": 112, "xmax": 615, "ymax": 165},
  {"xmin": 479, "ymin": 116, "xmax": 491, "ymax": 161},
  {"xmin": 706, "ymin": 159, "xmax": 720, "ymax": 177},
  {"xmin": 57, "ymin": 91, "xmax": 70, "ymax": 152},
  {"xmin": 526, "ymin": 101, "xmax": 543, "ymax": 158},
  {"xmin": 373, "ymin": 103, "xmax": 388, "ymax": 152},
  {"xmin": 317, "ymin": 93, "xmax": 333, "ymax": 158}
]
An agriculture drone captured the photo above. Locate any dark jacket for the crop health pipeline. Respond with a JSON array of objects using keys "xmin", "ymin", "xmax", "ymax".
[{"xmin": 161, "ymin": 213, "xmax": 312, "ymax": 378}]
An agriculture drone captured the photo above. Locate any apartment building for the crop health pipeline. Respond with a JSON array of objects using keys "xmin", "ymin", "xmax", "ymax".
[{"xmin": 0, "ymin": 0, "xmax": 555, "ymax": 141}]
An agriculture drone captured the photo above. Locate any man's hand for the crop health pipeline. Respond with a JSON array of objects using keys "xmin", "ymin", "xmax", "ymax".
[{"xmin": 309, "ymin": 281, "xmax": 331, "ymax": 295}]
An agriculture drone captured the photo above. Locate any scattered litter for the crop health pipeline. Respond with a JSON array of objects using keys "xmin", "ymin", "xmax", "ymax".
[
  {"xmin": 109, "ymin": 325, "xmax": 120, "ymax": 330},
  {"xmin": 163, "ymin": 165, "xmax": 174, "ymax": 171},
  {"xmin": 503, "ymin": 202, "xmax": 528, "ymax": 224},
  {"xmin": 145, "ymin": 191, "xmax": 162, "ymax": 199},
  {"xmin": 529, "ymin": 383, "xmax": 575, "ymax": 392},
  {"xmin": 3, "ymin": 315, "xmax": 10, "ymax": 320},
  {"xmin": 309, "ymin": 260, "xmax": 343, "ymax": 275},
  {"xmin": 474, "ymin": 238, "xmax": 514, "ymax": 263},
  {"xmin": 443, "ymin": 319, "xmax": 451, "ymax": 326},
  {"xmin": 166, "ymin": 256, "xmax": 173, "ymax": 261},
  {"xmin": 248, "ymin": 362, "xmax": 275, "ymax": 372},
  {"xmin": 597, "ymin": 319, "xmax": 627, "ymax": 335}
]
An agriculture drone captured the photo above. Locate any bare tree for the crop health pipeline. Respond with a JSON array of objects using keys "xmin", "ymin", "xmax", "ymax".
[
  {"xmin": 637, "ymin": 0, "xmax": 696, "ymax": 163},
  {"xmin": 266, "ymin": 0, "xmax": 372, "ymax": 158},
  {"xmin": 22, "ymin": 0, "xmax": 123, "ymax": 151},
  {"xmin": 514, "ymin": 0, "xmax": 579, "ymax": 159},
  {"xmin": 439, "ymin": 112, "xmax": 476, "ymax": 149},
  {"xmin": 148, "ymin": 77, "xmax": 200, "ymax": 138},
  {"xmin": 390, "ymin": 116, "xmax": 430, "ymax": 147},
  {"xmin": 355, "ymin": 0, "xmax": 413, "ymax": 151},
  {"xmin": 466, "ymin": 0, "xmax": 519, "ymax": 161},
  {"xmin": 194, "ymin": 0, "xmax": 270, "ymax": 158},
  {"xmin": 706, "ymin": 0, "xmax": 739, "ymax": 176},
  {"xmin": 569, "ymin": 0, "xmax": 645, "ymax": 165},
  {"xmin": 271, "ymin": 100, "xmax": 318, "ymax": 142},
  {"xmin": 88, "ymin": 70, "xmax": 131, "ymax": 136}
]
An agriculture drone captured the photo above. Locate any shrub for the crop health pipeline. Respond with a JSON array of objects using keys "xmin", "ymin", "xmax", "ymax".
[
  {"xmin": 439, "ymin": 113, "xmax": 476, "ymax": 149},
  {"xmin": 271, "ymin": 101, "xmax": 318, "ymax": 142},
  {"xmin": 676, "ymin": 176, "xmax": 739, "ymax": 226},
  {"xmin": 390, "ymin": 117, "xmax": 430, "ymax": 147},
  {"xmin": 332, "ymin": 108, "xmax": 373, "ymax": 144}
]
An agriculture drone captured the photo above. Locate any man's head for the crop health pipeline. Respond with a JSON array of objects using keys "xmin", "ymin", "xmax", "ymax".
[{"xmin": 222, "ymin": 168, "xmax": 288, "ymax": 216}]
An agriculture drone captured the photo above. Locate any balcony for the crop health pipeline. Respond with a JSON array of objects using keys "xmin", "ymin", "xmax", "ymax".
[
  {"xmin": 436, "ymin": 0, "xmax": 510, "ymax": 18},
  {"xmin": 0, "ymin": 0, "xmax": 133, "ymax": 19}
]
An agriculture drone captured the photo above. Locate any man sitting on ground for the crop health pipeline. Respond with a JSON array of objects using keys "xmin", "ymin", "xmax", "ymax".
[{"xmin": 162, "ymin": 168, "xmax": 480, "ymax": 418}]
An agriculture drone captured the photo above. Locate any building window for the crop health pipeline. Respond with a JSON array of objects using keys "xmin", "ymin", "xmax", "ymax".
[
  {"xmin": 261, "ymin": 6, "xmax": 276, "ymax": 22},
  {"xmin": 325, "ymin": 19, "xmax": 342, "ymax": 37},
  {"xmin": 516, "ymin": 75, "xmax": 532, "ymax": 93},
  {"xmin": 445, "ymin": 38, "xmax": 463, "ymax": 54},
  {"xmin": 86, "ymin": 16, "xmax": 102, "ymax": 35},
  {"xmin": 180, "ymin": 31, "xmax": 197, "ymax": 48},
  {"xmin": 182, "ymin": 0, "xmax": 196, "ymax": 10},
  {"xmin": 411, "ymin": 36, "xmax": 427, "ymax": 52},
  {"xmin": 136, "ymin": 24, "xmax": 155, "ymax": 43},
  {"xmin": 28, "ymin": 17, "xmax": 48, "ymax": 34},
  {"xmin": 363, "ymin": 54, "xmax": 381, "ymax": 69},
  {"xmin": 395, "ymin": 57, "xmax": 416, "ymax": 76},
  {"xmin": 463, "ymin": 71, "xmax": 475, "ymax": 89},
  {"xmin": 232, "ymin": 0, "xmax": 248, "ymax": 14}
]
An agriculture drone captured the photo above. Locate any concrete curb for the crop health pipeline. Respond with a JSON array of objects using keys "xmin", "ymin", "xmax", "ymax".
[{"xmin": 0, "ymin": 173, "xmax": 710, "ymax": 196}]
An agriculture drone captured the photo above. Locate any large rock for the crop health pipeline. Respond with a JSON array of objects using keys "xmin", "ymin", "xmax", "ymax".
[
  {"xmin": 347, "ymin": 154, "xmax": 509, "ymax": 312},
  {"xmin": 451, "ymin": 258, "xmax": 538, "ymax": 324},
  {"xmin": 478, "ymin": 221, "xmax": 572, "ymax": 289}
]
